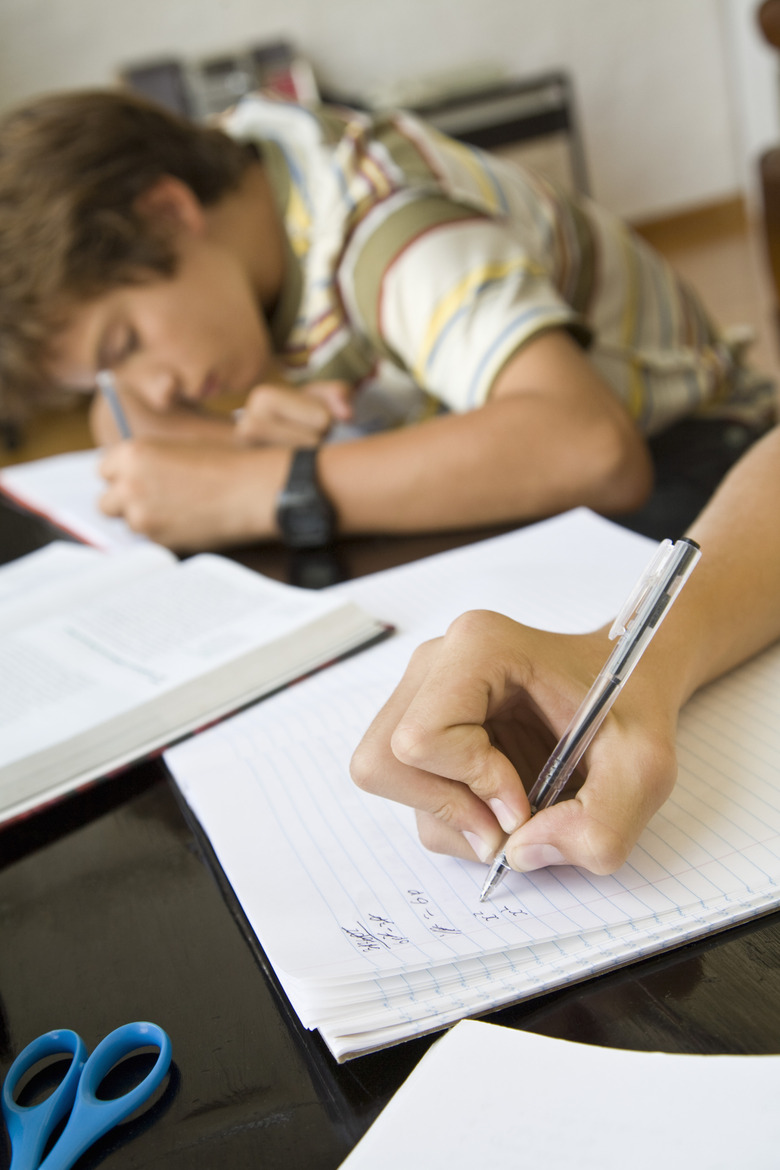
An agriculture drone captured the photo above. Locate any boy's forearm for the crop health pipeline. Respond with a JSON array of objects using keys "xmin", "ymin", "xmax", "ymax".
[
  {"xmin": 634, "ymin": 426, "xmax": 780, "ymax": 713},
  {"xmin": 99, "ymin": 390, "xmax": 645, "ymax": 552},
  {"xmin": 317, "ymin": 329, "xmax": 651, "ymax": 535},
  {"xmin": 318, "ymin": 391, "xmax": 650, "ymax": 535},
  {"xmin": 682, "ymin": 424, "xmax": 780, "ymax": 687}
]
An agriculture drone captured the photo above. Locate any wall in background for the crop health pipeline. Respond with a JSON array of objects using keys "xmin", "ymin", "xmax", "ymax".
[
  {"xmin": 722, "ymin": 0, "xmax": 780, "ymax": 207},
  {"xmin": 0, "ymin": 0, "xmax": 776, "ymax": 221}
]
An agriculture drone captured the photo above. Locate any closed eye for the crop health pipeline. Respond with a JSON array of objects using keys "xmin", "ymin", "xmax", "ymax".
[{"xmin": 100, "ymin": 326, "xmax": 140, "ymax": 370}]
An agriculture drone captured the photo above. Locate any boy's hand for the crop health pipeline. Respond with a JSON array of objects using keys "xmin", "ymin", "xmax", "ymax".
[
  {"xmin": 97, "ymin": 439, "xmax": 287, "ymax": 550},
  {"xmin": 350, "ymin": 610, "xmax": 680, "ymax": 877},
  {"xmin": 235, "ymin": 380, "xmax": 354, "ymax": 447}
]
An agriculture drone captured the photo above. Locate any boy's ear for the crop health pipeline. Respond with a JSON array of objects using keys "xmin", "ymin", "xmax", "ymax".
[{"xmin": 133, "ymin": 175, "xmax": 207, "ymax": 235}]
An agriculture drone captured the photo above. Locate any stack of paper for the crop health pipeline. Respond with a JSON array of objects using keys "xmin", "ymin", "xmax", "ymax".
[{"xmin": 165, "ymin": 510, "xmax": 780, "ymax": 1061}]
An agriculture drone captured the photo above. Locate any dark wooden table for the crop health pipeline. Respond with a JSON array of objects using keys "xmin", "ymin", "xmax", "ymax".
[{"xmin": 3, "ymin": 491, "xmax": 780, "ymax": 1170}]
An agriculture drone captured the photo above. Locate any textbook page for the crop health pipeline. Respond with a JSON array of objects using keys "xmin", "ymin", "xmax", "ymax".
[
  {"xmin": 340, "ymin": 1020, "xmax": 780, "ymax": 1169},
  {"xmin": 0, "ymin": 542, "xmax": 105, "ymax": 608},
  {"xmin": 166, "ymin": 510, "xmax": 780, "ymax": 1058},
  {"xmin": 0, "ymin": 449, "xmax": 143, "ymax": 550},
  {"xmin": 0, "ymin": 544, "xmax": 385, "ymax": 824},
  {"xmin": 0, "ymin": 542, "xmax": 173, "ymax": 636}
]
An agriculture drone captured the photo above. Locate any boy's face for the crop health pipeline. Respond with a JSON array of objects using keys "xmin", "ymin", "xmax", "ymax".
[{"xmin": 49, "ymin": 227, "xmax": 274, "ymax": 412}]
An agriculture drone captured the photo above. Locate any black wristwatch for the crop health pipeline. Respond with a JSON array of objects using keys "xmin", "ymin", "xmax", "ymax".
[{"xmin": 275, "ymin": 447, "xmax": 336, "ymax": 549}]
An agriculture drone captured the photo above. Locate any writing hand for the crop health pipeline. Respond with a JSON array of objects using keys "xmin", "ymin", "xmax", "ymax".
[
  {"xmin": 235, "ymin": 380, "xmax": 354, "ymax": 447},
  {"xmin": 98, "ymin": 439, "xmax": 286, "ymax": 551},
  {"xmin": 350, "ymin": 610, "xmax": 680, "ymax": 876}
]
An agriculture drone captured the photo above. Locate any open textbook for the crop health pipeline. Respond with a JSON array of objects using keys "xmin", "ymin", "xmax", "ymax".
[
  {"xmin": 0, "ymin": 541, "xmax": 386, "ymax": 825},
  {"xmin": 164, "ymin": 508, "xmax": 780, "ymax": 1061},
  {"xmin": 340, "ymin": 1020, "xmax": 780, "ymax": 1169}
]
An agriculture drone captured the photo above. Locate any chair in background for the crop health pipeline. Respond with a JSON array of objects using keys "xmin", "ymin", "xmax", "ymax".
[
  {"xmin": 372, "ymin": 71, "xmax": 590, "ymax": 195},
  {"xmin": 122, "ymin": 44, "xmax": 590, "ymax": 198},
  {"xmin": 120, "ymin": 40, "xmax": 319, "ymax": 121}
]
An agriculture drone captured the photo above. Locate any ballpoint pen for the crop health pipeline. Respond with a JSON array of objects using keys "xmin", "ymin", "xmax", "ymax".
[
  {"xmin": 479, "ymin": 535, "xmax": 702, "ymax": 902},
  {"xmin": 95, "ymin": 369, "xmax": 132, "ymax": 439}
]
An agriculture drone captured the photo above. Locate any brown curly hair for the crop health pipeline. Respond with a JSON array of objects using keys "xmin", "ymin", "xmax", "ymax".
[{"xmin": 0, "ymin": 87, "xmax": 257, "ymax": 420}]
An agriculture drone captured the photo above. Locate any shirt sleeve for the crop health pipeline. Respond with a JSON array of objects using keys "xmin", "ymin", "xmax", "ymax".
[{"xmin": 339, "ymin": 194, "xmax": 590, "ymax": 412}]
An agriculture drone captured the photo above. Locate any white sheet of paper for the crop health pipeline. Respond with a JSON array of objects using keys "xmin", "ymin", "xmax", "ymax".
[
  {"xmin": 0, "ymin": 449, "xmax": 144, "ymax": 549},
  {"xmin": 340, "ymin": 1019, "xmax": 780, "ymax": 1169}
]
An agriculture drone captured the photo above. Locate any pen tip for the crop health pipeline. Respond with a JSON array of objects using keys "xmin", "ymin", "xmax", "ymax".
[{"xmin": 479, "ymin": 850, "xmax": 508, "ymax": 902}]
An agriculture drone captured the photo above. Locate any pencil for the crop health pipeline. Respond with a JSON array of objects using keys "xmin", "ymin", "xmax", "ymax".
[{"xmin": 95, "ymin": 370, "xmax": 132, "ymax": 439}]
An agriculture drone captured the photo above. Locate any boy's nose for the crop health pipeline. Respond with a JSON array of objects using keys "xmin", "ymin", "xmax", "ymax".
[{"xmin": 133, "ymin": 367, "xmax": 180, "ymax": 411}]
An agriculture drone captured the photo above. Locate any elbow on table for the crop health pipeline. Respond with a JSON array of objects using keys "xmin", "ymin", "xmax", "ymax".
[{"xmin": 588, "ymin": 417, "xmax": 653, "ymax": 514}]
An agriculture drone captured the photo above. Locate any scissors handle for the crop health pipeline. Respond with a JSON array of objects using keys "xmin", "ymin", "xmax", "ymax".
[
  {"xmin": 3, "ymin": 1023, "xmax": 171, "ymax": 1170},
  {"xmin": 41, "ymin": 1022, "xmax": 171, "ymax": 1170},
  {"xmin": 2, "ymin": 1030, "xmax": 86, "ymax": 1170}
]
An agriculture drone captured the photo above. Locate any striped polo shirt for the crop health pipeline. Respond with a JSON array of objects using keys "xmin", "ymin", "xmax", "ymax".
[{"xmin": 223, "ymin": 95, "xmax": 775, "ymax": 436}]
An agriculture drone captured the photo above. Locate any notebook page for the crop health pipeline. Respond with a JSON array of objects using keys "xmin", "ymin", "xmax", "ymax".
[
  {"xmin": 0, "ymin": 449, "xmax": 144, "ymax": 550},
  {"xmin": 167, "ymin": 513, "xmax": 658, "ymax": 969},
  {"xmin": 311, "ymin": 882, "xmax": 780, "ymax": 1054},
  {"xmin": 170, "ymin": 639, "xmax": 780, "ymax": 987},
  {"xmin": 165, "ymin": 511, "xmax": 780, "ymax": 1050},
  {"xmin": 329, "ymin": 507, "xmax": 657, "ymax": 635}
]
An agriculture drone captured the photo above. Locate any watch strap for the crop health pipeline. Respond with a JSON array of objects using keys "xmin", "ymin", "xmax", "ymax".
[
  {"xmin": 285, "ymin": 447, "xmax": 318, "ymax": 491},
  {"xmin": 275, "ymin": 446, "xmax": 336, "ymax": 549}
]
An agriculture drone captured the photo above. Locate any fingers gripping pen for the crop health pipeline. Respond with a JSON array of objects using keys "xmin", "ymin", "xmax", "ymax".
[{"xmin": 479, "ymin": 537, "xmax": 702, "ymax": 901}]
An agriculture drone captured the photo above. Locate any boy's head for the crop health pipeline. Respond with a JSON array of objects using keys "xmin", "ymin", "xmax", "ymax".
[{"xmin": 0, "ymin": 88, "xmax": 257, "ymax": 420}]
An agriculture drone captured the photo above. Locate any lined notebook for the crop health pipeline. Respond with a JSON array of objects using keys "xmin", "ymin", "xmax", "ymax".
[{"xmin": 164, "ymin": 509, "xmax": 780, "ymax": 1061}]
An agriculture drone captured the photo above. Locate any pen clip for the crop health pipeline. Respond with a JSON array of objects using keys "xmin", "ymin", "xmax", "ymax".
[{"xmin": 608, "ymin": 539, "xmax": 674, "ymax": 640}]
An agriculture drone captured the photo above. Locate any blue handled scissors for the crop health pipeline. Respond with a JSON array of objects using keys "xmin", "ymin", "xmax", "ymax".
[{"xmin": 1, "ymin": 1021, "xmax": 171, "ymax": 1170}]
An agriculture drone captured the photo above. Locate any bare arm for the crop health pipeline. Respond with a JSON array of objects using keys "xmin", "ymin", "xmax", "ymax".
[
  {"xmin": 98, "ymin": 329, "xmax": 652, "ymax": 550},
  {"xmin": 642, "ymin": 421, "xmax": 780, "ymax": 705},
  {"xmin": 317, "ymin": 330, "xmax": 651, "ymax": 533}
]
